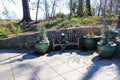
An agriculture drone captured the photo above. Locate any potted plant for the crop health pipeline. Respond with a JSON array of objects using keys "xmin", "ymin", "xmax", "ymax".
[
  {"xmin": 83, "ymin": 33, "xmax": 101, "ymax": 50},
  {"xmin": 97, "ymin": 10, "xmax": 117, "ymax": 58},
  {"xmin": 35, "ymin": 27, "xmax": 50, "ymax": 54}
]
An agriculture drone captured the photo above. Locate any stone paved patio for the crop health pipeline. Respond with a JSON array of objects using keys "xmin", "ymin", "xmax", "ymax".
[{"xmin": 0, "ymin": 49, "xmax": 120, "ymax": 80}]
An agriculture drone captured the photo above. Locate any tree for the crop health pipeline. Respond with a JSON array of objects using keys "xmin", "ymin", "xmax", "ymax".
[
  {"xmin": 98, "ymin": 0, "xmax": 102, "ymax": 16},
  {"xmin": 77, "ymin": 0, "xmax": 83, "ymax": 17},
  {"xmin": 104, "ymin": 0, "xmax": 108, "ymax": 11},
  {"xmin": 86, "ymin": 0, "xmax": 91, "ymax": 16},
  {"xmin": 36, "ymin": 0, "xmax": 40, "ymax": 22},
  {"xmin": 21, "ymin": 0, "xmax": 32, "ymax": 22},
  {"xmin": 116, "ymin": 0, "xmax": 120, "ymax": 29},
  {"xmin": 69, "ymin": 0, "xmax": 73, "ymax": 19},
  {"xmin": 109, "ymin": 0, "xmax": 113, "ymax": 13},
  {"xmin": 50, "ymin": 0, "xmax": 57, "ymax": 19}
]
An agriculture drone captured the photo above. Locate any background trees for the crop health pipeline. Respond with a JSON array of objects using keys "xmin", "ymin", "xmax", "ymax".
[
  {"xmin": 21, "ymin": 0, "xmax": 32, "ymax": 22},
  {"xmin": 86, "ymin": 0, "xmax": 91, "ymax": 16},
  {"xmin": 0, "ymin": 0, "xmax": 120, "ymax": 21},
  {"xmin": 77, "ymin": 0, "xmax": 83, "ymax": 17}
]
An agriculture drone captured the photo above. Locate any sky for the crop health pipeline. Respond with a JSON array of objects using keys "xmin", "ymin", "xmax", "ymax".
[
  {"xmin": 0, "ymin": 0, "xmax": 98, "ymax": 20},
  {"xmin": 0, "ymin": 0, "xmax": 70, "ymax": 20}
]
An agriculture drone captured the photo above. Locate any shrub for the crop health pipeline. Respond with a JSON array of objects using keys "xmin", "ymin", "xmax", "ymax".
[
  {"xmin": 11, "ymin": 24, "xmax": 22, "ymax": 35},
  {"xmin": 43, "ymin": 18, "xmax": 63, "ymax": 28},
  {"xmin": 83, "ymin": 6, "xmax": 89, "ymax": 17},
  {"xmin": 0, "ymin": 25, "xmax": 11, "ymax": 38},
  {"xmin": 81, "ymin": 17, "xmax": 93, "ymax": 25},
  {"xmin": 56, "ymin": 13, "xmax": 66, "ymax": 18},
  {"xmin": 70, "ymin": 18, "xmax": 81, "ymax": 25}
]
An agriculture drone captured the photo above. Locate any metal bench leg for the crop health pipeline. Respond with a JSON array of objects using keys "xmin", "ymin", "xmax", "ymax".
[{"xmin": 60, "ymin": 44, "xmax": 66, "ymax": 52}]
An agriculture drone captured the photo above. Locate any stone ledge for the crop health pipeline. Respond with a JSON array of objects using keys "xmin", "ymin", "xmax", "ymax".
[{"xmin": 0, "ymin": 27, "xmax": 101, "ymax": 49}]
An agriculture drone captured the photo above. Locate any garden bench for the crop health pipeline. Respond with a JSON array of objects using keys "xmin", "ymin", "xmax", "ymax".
[{"xmin": 52, "ymin": 33, "xmax": 79, "ymax": 50}]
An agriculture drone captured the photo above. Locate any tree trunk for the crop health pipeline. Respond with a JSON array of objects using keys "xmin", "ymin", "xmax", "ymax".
[
  {"xmin": 104, "ymin": 0, "xmax": 107, "ymax": 11},
  {"xmin": 116, "ymin": 0, "xmax": 120, "ymax": 29},
  {"xmin": 51, "ymin": 0, "xmax": 56, "ymax": 19},
  {"xmin": 78, "ymin": 0, "xmax": 83, "ymax": 17},
  {"xmin": 21, "ymin": 0, "xmax": 32, "ymax": 22},
  {"xmin": 69, "ymin": 0, "xmax": 73, "ymax": 19},
  {"xmin": 98, "ymin": 0, "xmax": 102, "ymax": 16},
  {"xmin": 36, "ymin": 0, "xmax": 40, "ymax": 22},
  {"xmin": 86, "ymin": 0, "xmax": 91, "ymax": 16},
  {"xmin": 116, "ymin": 5, "xmax": 119, "ymax": 15},
  {"xmin": 109, "ymin": 0, "xmax": 113, "ymax": 13},
  {"xmin": 44, "ymin": 0, "xmax": 49, "ymax": 20}
]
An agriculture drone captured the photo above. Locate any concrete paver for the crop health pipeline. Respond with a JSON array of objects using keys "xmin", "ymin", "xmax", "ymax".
[{"xmin": 0, "ymin": 49, "xmax": 120, "ymax": 80}]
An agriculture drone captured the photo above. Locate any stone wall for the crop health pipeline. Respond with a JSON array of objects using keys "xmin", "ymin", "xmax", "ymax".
[{"xmin": 0, "ymin": 27, "xmax": 101, "ymax": 49}]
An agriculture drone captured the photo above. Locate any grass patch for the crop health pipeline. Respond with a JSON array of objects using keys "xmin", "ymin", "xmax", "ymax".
[{"xmin": 42, "ymin": 15, "xmax": 118, "ymax": 29}]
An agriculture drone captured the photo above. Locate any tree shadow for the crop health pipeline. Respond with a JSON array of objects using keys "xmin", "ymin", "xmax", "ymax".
[
  {"xmin": 0, "ymin": 49, "xmax": 38, "ymax": 65},
  {"xmin": 47, "ymin": 49, "xmax": 80, "ymax": 57},
  {"xmin": 81, "ymin": 56, "xmax": 120, "ymax": 80}
]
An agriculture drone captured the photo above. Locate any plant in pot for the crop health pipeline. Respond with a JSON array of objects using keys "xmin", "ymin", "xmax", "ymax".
[
  {"xmin": 97, "ymin": 10, "xmax": 117, "ymax": 58},
  {"xmin": 83, "ymin": 32, "xmax": 101, "ymax": 50},
  {"xmin": 35, "ymin": 27, "xmax": 50, "ymax": 55}
]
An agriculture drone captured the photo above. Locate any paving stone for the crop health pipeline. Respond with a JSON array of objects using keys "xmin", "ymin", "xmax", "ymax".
[
  {"xmin": 89, "ymin": 72, "xmax": 115, "ymax": 80},
  {"xmin": 0, "ymin": 63, "xmax": 11, "ymax": 71},
  {"xmin": 36, "ymin": 68, "xmax": 59, "ymax": 80},
  {"xmin": 76, "ymin": 64, "xmax": 92, "ymax": 74},
  {"xmin": 57, "ymin": 54, "xmax": 76, "ymax": 63},
  {"xmin": 67, "ymin": 61, "xmax": 87, "ymax": 69},
  {"xmin": 1, "ymin": 50, "xmax": 120, "ymax": 80},
  {"xmin": 40, "ymin": 54, "xmax": 58, "ymax": 61},
  {"xmin": 43, "ymin": 58, "xmax": 63, "ymax": 66},
  {"xmin": 48, "ymin": 76, "xmax": 65, "ymax": 80},
  {"xmin": 61, "ymin": 70, "xmax": 85, "ymax": 80},
  {"xmin": 29, "ymin": 61, "xmax": 50, "ymax": 70},
  {"xmin": 26, "ymin": 57, "xmax": 43, "ymax": 63},
  {"xmin": 0, "ymin": 69, "xmax": 13, "ymax": 80},
  {"xmin": 12, "ymin": 63, "xmax": 34, "ymax": 77},
  {"xmin": 14, "ymin": 73, "xmax": 39, "ymax": 80},
  {"xmin": 52, "ymin": 63, "xmax": 74, "ymax": 74}
]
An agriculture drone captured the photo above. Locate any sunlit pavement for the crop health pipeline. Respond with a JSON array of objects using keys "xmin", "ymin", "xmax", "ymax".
[{"xmin": 0, "ymin": 49, "xmax": 120, "ymax": 80}]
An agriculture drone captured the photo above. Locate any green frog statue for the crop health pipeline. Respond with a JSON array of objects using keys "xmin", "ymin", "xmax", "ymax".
[{"xmin": 59, "ymin": 33, "xmax": 67, "ymax": 51}]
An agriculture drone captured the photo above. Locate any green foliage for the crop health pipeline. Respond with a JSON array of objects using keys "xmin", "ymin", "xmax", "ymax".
[
  {"xmin": 0, "ymin": 26, "xmax": 11, "ymax": 35},
  {"xmin": 100, "ymin": 9, "xmax": 114, "ymax": 45},
  {"xmin": 0, "ymin": 25, "xmax": 11, "ymax": 39},
  {"xmin": 56, "ymin": 13, "xmax": 65, "ymax": 18},
  {"xmin": 43, "ymin": 18, "xmax": 63, "ymax": 28},
  {"xmin": 81, "ymin": 17, "xmax": 94, "ymax": 25},
  {"xmin": 69, "ymin": 18, "xmax": 81, "ymax": 25},
  {"xmin": 41, "ymin": 14, "xmax": 117, "ymax": 29},
  {"xmin": 83, "ymin": 6, "xmax": 89, "ymax": 17},
  {"xmin": 86, "ymin": 33, "xmax": 98, "ymax": 38},
  {"xmin": 36, "ymin": 27, "xmax": 49, "ymax": 42},
  {"xmin": 11, "ymin": 24, "xmax": 22, "ymax": 35},
  {"xmin": 0, "ymin": 23, "xmax": 22, "ymax": 40}
]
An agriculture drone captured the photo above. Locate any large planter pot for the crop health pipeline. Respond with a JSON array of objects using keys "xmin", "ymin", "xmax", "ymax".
[
  {"xmin": 83, "ymin": 36, "xmax": 101, "ymax": 50},
  {"xmin": 97, "ymin": 42, "xmax": 117, "ymax": 58},
  {"xmin": 114, "ymin": 40, "xmax": 120, "ymax": 58},
  {"xmin": 35, "ymin": 41, "xmax": 50, "ymax": 54}
]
